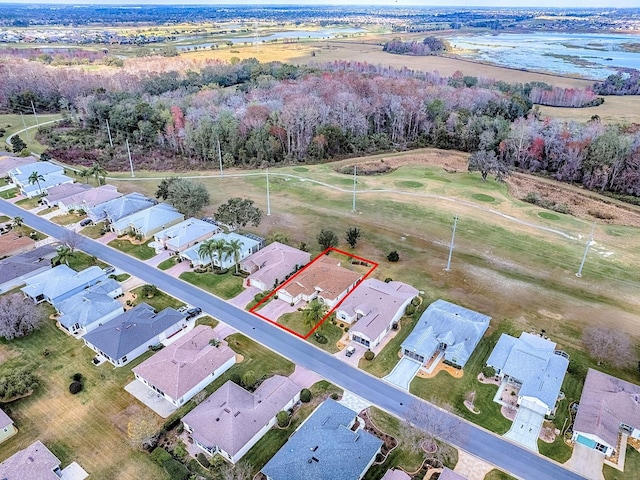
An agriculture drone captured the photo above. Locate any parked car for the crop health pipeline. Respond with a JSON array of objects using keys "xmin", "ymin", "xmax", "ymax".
[
  {"xmin": 345, "ymin": 346, "xmax": 356, "ymax": 357},
  {"xmin": 201, "ymin": 217, "xmax": 216, "ymax": 225},
  {"xmin": 103, "ymin": 266, "xmax": 115, "ymax": 274},
  {"xmin": 186, "ymin": 307, "xmax": 202, "ymax": 318},
  {"xmin": 178, "ymin": 305, "xmax": 189, "ymax": 313},
  {"xmin": 79, "ymin": 218, "xmax": 93, "ymax": 227}
]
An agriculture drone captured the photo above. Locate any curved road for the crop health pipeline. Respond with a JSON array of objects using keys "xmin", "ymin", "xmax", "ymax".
[{"xmin": 0, "ymin": 200, "xmax": 586, "ymax": 480}]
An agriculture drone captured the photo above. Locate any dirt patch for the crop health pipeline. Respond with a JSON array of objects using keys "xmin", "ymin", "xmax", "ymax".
[
  {"xmin": 538, "ymin": 309, "xmax": 563, "ymax": 321},
  {"xmin": 111, "ymin": 404, "xmax": 150, "ymax": 436},
  {"xmin": 337, "ymin": 148, "xmax": 469, "ymax": 175},
  {"xmin": 0, "ymin": 345, "xmax": 19, "ymax": 364}
]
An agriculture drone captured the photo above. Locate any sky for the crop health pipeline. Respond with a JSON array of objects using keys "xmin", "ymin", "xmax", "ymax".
[{"xmin": 0, "ymin": 1, "xmax": 636, "ymax": 8}]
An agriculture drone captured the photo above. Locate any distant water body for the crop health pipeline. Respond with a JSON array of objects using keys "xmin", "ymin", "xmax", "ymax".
[{"xmin": 448, "ymin": 32, "xmax": 640, "ymax": 80}]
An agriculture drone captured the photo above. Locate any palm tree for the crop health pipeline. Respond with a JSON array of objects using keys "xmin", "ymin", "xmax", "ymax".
[
  {"xmin": 11, "ymin": 216, "xmax": 23, "ymax": 229},
  {"xmin": 52, "ymin": 245, "xmax": 74, "ymax": 266},
  {"xmin": 78, "ymin": 167, "xmax": 91, "ymax": 184},
  {"xmin": 225, "ymin": 239, "xmax": 244, "ymax": 273},
  {"xmin": 88, "ymin": 162, "xmax": 107, "ymax": 186},
  {"xmin": 210, "ymin": 238, "xmax": 228, "ymax": 270},
  {"xmin": 28, "ymin": 171, "xmax": 45, "ymax": 196},
  {"xmin": 197, "ymin": 240, "xmax": 216, "ymax": 271},
  {"xmin": 304, "ymin": 299, "xmax": 327, "ymax": 332}
]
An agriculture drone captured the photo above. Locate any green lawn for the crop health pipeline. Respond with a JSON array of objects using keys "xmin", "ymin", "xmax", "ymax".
[
  {"xmin": 244, "ymin": 381, "xmax": 342, "ymax": 474},
  {"xmin": 363, "ymin": 406, "xmax": 432, "ymax": 480},
  {"xmin": 277, "ymin": 311, "xmax": 343, "ymax": 353},
  {"xmin": 131, "ymin": 286, "xmax": 184, "ymax": 312},
  {"xmin": 0, "ymin": 188, "xmax": 17, "ymax": 199},
  {"xmin": 64, "ymin": 251, "xmax": 108, "ymax": 272},
  {"xmin": 107, "ymin": 238, "xmax": 156, "ymax": 261},
  {"xmin": 37, "ymin": 206, "xmax": 57, "ymax": 216},
  {"xmin": 0, "ymin": 113, "xmax": 62, "ymax": 154},
  {"xmin": 538, "ymin": 436, "xmax": 572, "ymax": 464},
  {"xmin": 604, "ymin": 446, "xmax": 640, "ymax": 480},
  {"xmin": 278, "ymin": 310, "xmax": 311, "ymax": 337},
  {"xmin": 195, "ymin": 316, "xmax": 219, "ymax": 329},
  {"xmin": 51, "ymin": 213, "xmax": 87, "ymax": 226},
  {"xmin": 484, "ymin": 470, "xmax": 518, "ymax": 480},
  {"xmin": 80, "ymin": 222, "xmax": 106, "ymax": 239},
  {"xmin": 179, "ymin": 270, "xmax": 243, "ymax": 300},
  {"xmin": 110, "ymin": 273, "xmax": 131, "ymax": 282},
  {"xmin": 15, "ymin": 196, "xmax": 42, "ymax": 209},
  {"xmin": 157, "ymin": 256, "xmax": 179, "ymax": 271},
  {"xmin": 0, "ymin": 308, "xmax": 167, "ymax": 480}
]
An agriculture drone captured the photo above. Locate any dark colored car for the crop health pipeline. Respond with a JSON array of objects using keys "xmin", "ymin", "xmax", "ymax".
[
  {"xmin": 79, "ymin": 218, "xmax": 93, "ymax": 227},
  {"xmin": 186, "ymin": 307, "xmax": 202, "ymax": 318}
]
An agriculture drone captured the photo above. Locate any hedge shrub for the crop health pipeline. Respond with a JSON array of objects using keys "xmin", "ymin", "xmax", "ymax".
[
  {"xmin": 300, "ymin": 388, "xmax": 312, "ymax": 403},
  {"xmin": 364, "ymin": 350, "xmax": 375, "ymax": 361},
  {"xmin": 69, "ymin": 381, "xmax": 83, "ymax": 394}
]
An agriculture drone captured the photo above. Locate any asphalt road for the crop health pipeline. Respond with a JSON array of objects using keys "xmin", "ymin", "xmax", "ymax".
[{"xmin": 0, "ymin": 200, "xmax": 586, "ymax": 480}]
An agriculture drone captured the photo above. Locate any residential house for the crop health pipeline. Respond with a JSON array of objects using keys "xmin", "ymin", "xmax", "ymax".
[
  {"xmin": 0, "ymin": 232, "xmax": 35, "ymax": 260},
  {"xmin": 87, "ymin": 192, "xmax": 156, "ymax": 224},
  {"xmin": 0, "ymin": 440, "xmax": 87, "ymax": 480},
  {"xmin": 0, "ymin": 244, "xmax": 56, "ymax": 294},
  {"xmin": 21, "ymin": 265, "xmax": 107, "ymax": 306},
  {"xmin": 337, "ymin": 279, "xmax": 418, "ymax": 349},
  {"xmin": 439, "ymin": 469, "xmax": 468, "ymax": 480},
  {"xmin": 41, "ymin": 183, "xmax": 91, "ymax": 208},
  {"xmin": 132, "ymin": 325, "xmax": 236, "ymax": 407},
  {"xmin": 55, "ymin": 279, "xmax": 124, "ymax": 336},
  {"xmin": 0, "ymin": 409, "xmax": 16, "ymax": 444},
  {"xmin": 8, "ymin": 161, "xmax": 74, "ymax": 197},
  {"xmin": 486, "ymin": 332, "xmax": 569, "ymax": 416},
  {"xmin": 183, "ymin": 374, "xmax": 301, "ymax": 463},
  {"xmin": 572, "ymin": 368, "xmax": 640, "ymax": 459},
  {"xmin": 180, "ymin": 232, "xmax": 261, "ymax": 269},
  {"xmin": 401, "ymin": 299, "xmax": 491, "ymax": 369},
  {"xmin": 83, "ymin": 303, "xmax": 189, "ymax": 367},
  {"xmin": 277, "ymin": 256, "xmax": 362, "ymax": 308},
  {"xmin": 57, "ymin": 184, "xmax": 122, "ymax": 213},
  {"xmin": 381, "ymin": 469, "xmax": 411, "ymax": 480},
  {"xmin": 111, "ymin": 203, "xmax": 184, "ymax": 239},
  {"xmin": 0, "ymin": 154, "xmax": 38, "ymax": 177},
  {"xmin": 152, "ymin": 218, "xmax": 221, "ymax": 254},
  {"xmin": 261, "ymin": 399, "xmax": 382, "ymax": 480},
  {"xmin": 240, "ymin": 242, "xmax": 311, "ymax": 291}
]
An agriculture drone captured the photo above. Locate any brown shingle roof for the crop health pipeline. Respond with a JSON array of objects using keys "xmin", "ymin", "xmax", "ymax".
[
  {"xmin": 183, "ymin": 375, "xmax": 300, "ymax": 458},
  {"xmin": 132, "ymin": 325, "xmax": 235, "ymax": 402},
  {"xmin": 242, "ymin": 242, "xmax": 310, "ymax": 288},
  {"xmin": 281, "ymin": 256, "xmax": 362, "ymax": 301},
  {"xmin": 574, "ymin": 368, "xmax": 640, "ymax": 448},
  {"xmin": 0, "ymin": 440, "xmax": 60, "ymax": 480}
]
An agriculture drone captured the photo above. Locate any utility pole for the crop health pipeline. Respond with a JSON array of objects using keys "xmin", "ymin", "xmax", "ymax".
[
  {"xmin": 125, "ymin": 138, "xmax": 135, "ymax": 178},
  {"xmin": 30, "ymin": 100, "xmax": 39, "ymax": 126},
  {"xmin": 106, "ymin": 119, "xmax": 113, "ymax": 148},
  {"xmin": 445, "ymin": 215, "xmax": 458, "ymax": 272},
  {"xmin": 352, "ymin": 165, "xmax": 357, "ymax": 212},
  {"xmin": 266, "ymin": 167, "xmax": 271, "ymax": 216},
  {"xmin": 20, "ymin": 112, "xmax": 27, "ymax": 129},
  {"xmin": 217, "ymin": 137, "xmax": 223, "ymax": 178},
  {"xmin": 576, "ymin": 223, "xmax": 595, "ymax": 278}
]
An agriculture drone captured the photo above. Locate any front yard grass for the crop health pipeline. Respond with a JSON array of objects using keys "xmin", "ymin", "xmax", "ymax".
[
  {"xmin": 0, "ymin": 188, "xmax": 17, "ymax": 199},
  {"xmin": 80, "ymin": 222, "xmax": 106, "ymax": 239},
  {"xmin": 0, "ymin": 310, "xmax": 167, "ymax": 479},
  {"xmin": 108, "ymin": 238, "xmax": 156, "ymax": 261},
  {"xmin": 604, "ymin": 445, "xmax": 640, "ymax": 480},
  {"xmin": 278, "ymin": 311, "xmax": 342, "ymax": 353},
  {"xmin": 179, "ymin": 270, "xmax": 243, "ymax": 300},
  {"xmin": 65, "ymin": 251, "xmax": 108, "ymax": 272},
  {"xmin": 359, "ymin": 315, "xmax": 417, "ymax": 377},
  {"xmin": 131, "ymin": 285, "xmax": 184, "ymax": 312},
  {"xmin": 278, "ymin": 310, "xmax": 309, "ymax": 337},
  {"xmin": 538, "ymin": 436, "xmax": 572, "ymax": 464},
  {"xmin": 157, "ymin": 256, "xmax": 179, "ymax": 271},
  {"xmin": 15, "ymin": 196, "xmax": 42, "ymax": 209},
  {"xmin": 485, "ymin": 470, "xmax": 518, "ymax": 480},
  {"xmin": 51, "ymin": 213, "xmax": 87, "ymax": 226}
]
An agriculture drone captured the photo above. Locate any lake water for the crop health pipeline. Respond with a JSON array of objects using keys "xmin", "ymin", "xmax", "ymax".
[{"xmin": 448, "ymin": 32, "xmax": 640, "ymax": 80}]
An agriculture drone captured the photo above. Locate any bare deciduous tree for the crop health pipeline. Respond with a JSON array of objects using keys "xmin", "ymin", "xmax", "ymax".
[
  {"xmin": 0, "ymin": 294, "xmax": 45, "ymax": 340},
  {"xmin": 218, "ymin": 459, "xmax": 253, "ymax": 480},
  {"xmin": 397, "ymin": 401, "xmax": 460, "ymax": 469},
  {"xmin": 59, "ymin": 229, "xmax": 84, "ymax": 253},
  {"xmin": 127, "ymin": 410, "xmax": 161, "ymax": 450},
  {"xmin": 582, "ymin": 327, "xmax": 636, "ymax": 368}
]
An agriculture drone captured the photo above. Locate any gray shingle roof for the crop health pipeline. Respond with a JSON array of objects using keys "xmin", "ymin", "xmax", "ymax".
[
  {"xmin": 9, "ymin": 161, "xmax": 63, "ymax": 183},
  {"xmin": 401, "ymin": 299, "xmax": 491, "ymax": 368},
  {"xmin": 0, "ymin": 245, "xmax": 55, "ymax": 284},
  {"xmin": 439, "ymin": 468, "xmax": 468, "ymax": 480},
  {"xmin": 43, "ymin": 183, "xmax": 92, "ymax": 203},
  {"xmin": 183, "ymin": 375, "xmax": 300, "ymax": 458},
  {"xmin": 21, "ymin": 265, "xmax": 107, "ymax": 305},
  {"xmin": 573, "ymin": 368, "xmax": 640, "ymax": 448},
  {"xmin": 262, "ymin": 399, "xmax": 382, "ymax": 480},
  {"xmin": 486, "ymin": 332, "xmax": 569, "ymax": 410},
  {"xmin": 88, "ymin": 192, "xmax": 156, "ymax": 223},
  {"xmin": 82, "ymin": 304, "xmax": 186, "ymax": 361},
  {"xmin": 0, "ymin": 440, "xmax": 60, "ymax": 480},
  {"xmin": 112, "ymin": 203, "xmax": 183, "ymax": 236},
  {"xmin": 56, "ymin": 280, "xmax": 123, "ymax": 331}
]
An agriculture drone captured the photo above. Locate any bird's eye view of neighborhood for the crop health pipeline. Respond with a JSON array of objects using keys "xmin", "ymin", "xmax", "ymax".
[{"xmin": 1, "ymin": 1, "xmax": 640, "ymax": 480}]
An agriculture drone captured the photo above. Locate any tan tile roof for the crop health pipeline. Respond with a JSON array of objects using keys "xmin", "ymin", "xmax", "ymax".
[
  {"xmin": 242, "ymin": 242, "xmax": 310, "ymax": 288},
  {"xmin": 281, "ymin": 256, "xmax": 362, "ymax": 301},
  {"xmin": 133, "ymin": 325, "xmax": 235, "ymax": 402},
  {"xmin": 574, "ymin": 368, "xmax": 640, "ymax": 448},
  {"xmin": 183, "ymin": 375, "xmax": 300, "ymax": 457},
  {"xmin": 0, "ymin": 232, "xmax": 35, "ymax": 258}
]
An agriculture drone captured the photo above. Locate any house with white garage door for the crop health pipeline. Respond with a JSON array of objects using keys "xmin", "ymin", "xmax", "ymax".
[
  {"xmin": 240, "ymin": 242, "xmax": 310, "ymax": 291},
  {"xmin": 337, "ymin": 279, "xmax": 418, "ymax": 349},
  {"xmin": 572, "ymin": 368, "xmax": 640, "ymax": 461}
]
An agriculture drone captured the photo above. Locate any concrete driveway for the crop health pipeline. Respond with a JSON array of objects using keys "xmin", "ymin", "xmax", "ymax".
[
  {"xmin": 384, "ymin": 357, "xmax": 421, "ymax": 390},
  {"xmin": 503, "ymin": 402, "xmax": 546, "ymax": 452},
  {"xmin": 255, "ymin": 298, "xmax": 299, "ymax": 322},
  {"xmin": 229, "ymin": 286, "xmax": 261, "ymax": 309},
  {"xmin": 565, "ymin": 443, "xmax": 605, "ymax": 480},
  {"xmin": 333, "ymin": 341, "xmax": 366, "ymax": 367}
]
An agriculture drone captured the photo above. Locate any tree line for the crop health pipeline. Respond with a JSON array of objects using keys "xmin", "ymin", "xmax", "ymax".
[{"xmin": 382, "ymin": 36, "xmax": 447, "ymax": 56}]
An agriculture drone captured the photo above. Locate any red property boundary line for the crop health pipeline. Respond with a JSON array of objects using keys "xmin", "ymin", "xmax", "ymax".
[{"xmin": 250, "ymin": 247, "xmax": 378, "ymax": 339}]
